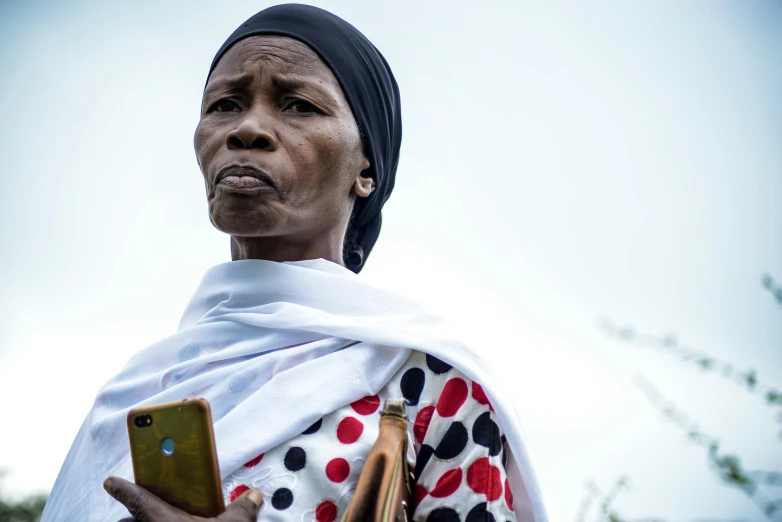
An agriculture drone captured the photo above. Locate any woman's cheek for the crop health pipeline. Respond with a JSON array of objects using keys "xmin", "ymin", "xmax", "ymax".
[{"xmin": 195, "ymin": 120, "xmax": 220, "ymax": 162}]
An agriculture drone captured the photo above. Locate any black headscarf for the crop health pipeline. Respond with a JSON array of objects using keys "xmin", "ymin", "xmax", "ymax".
[{"xmin": 206, "ymin": 4, "xmax": 402, "ymax": 273}]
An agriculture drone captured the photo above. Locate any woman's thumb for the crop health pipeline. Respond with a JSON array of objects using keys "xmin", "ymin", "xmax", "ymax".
[{"xmin": 220, "ymin": 488, "xmax": 263, "ymax": 520}]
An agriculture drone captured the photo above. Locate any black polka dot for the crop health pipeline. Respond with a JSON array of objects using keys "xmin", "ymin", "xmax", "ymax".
[
  {"xmin": 401, "ymin": 367, "xmax": 425, "ymax": 406},
  {"xmin": 434, "ymin": 421, "xmax": 468, "ymax": 460},
  {"xmin": 501, "ymin": 435, "xmax": 508, "ymax": 468},
  {"xmin": 271, "ymin": 488, "xmax": 293, "ymax": 510},
  {"xmin": 302, "ymin": 418, "xmax": 322, "ymax": 435},
  {"xmin": 466, "ymin": 503, "xmax": 495, "ymax": 522},
  {"xmin": 415, "ymin": 444, "xmax": 434, "ymax": 479},
  {"xmin": 472, "ymin": 412, "xmax": 502, "ymax": 456},
  {"xmin": 427, "ymin": 507, "xmax": 461, "ymax": 522},
  {"xmin": 426, "ymin": 354, "xmax": 452, "ymax": 375},
  {"xmin": 283, "ymin": 446, "xmax": 306, "ymax": 471}
]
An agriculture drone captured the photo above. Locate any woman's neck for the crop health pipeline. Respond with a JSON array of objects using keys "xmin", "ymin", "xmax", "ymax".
[{"xmin": 229, "ymin": 233, "xmax": 346, "ymax": 267}]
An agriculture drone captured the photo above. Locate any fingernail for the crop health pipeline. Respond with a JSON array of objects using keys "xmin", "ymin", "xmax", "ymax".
[
  {"xmin": 103, "ymin": 478, "xmax": 113, "ymax": 496},
  {"xmin": 243, "ymin": 489, "xmax": 263, "ymax": 506}
]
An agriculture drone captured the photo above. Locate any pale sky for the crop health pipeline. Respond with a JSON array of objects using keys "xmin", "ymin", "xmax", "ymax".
[{"xmin": 1, "ymin": 1, "xmax": 781, "ymax": 521}]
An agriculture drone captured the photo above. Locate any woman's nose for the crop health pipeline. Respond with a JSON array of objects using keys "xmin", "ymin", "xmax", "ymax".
[{"xmin": 225, "ymin": 112, "xmax": 278, "ymax": 151}]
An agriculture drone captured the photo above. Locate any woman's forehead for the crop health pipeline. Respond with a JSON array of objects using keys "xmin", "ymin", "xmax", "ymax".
[{"xmin": 209, "ymin": 35, "xmax": 334, "ymax": 83}]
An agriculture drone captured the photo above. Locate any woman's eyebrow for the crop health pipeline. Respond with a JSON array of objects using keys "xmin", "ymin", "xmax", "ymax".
[
  {"xmin": 271, "ymin": 74, "xmax": 337, "ymax": 101},
  {"xmin": 204, "ymin": 72, "xmax": 253, "ymax": 97}
]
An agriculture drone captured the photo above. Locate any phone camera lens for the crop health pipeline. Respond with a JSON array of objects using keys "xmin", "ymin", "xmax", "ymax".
[{"xmin": 134, "ymin": 415, "xmax": 153, "ymax": 428}]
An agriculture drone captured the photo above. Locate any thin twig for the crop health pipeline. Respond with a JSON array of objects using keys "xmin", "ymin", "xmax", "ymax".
[
  {"xmin": 598, "ymin": 317, "xmax": 782, "ymax": 433},
  {"xmin": 578, "ymin": 477, "xmax": 672, "ymax": 522},
  {"xmin": 633, "ymin": 375, "xmax": 782, "ymax": 521},
  {"xmin": 575, "ymin": 480, "xmax": 600, "ymax": 522}
]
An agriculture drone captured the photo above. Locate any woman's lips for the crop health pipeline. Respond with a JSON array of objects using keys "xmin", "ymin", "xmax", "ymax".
[
  {"xmin": 218, "ymin": 175, "xmax": 266, "ymax": 189},
  {"xmin": 215, "ymin": 165, "xmax": 276, "ymax": 192}
]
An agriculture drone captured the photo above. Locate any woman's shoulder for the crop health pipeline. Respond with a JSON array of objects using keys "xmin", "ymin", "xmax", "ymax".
[
  {"xmin": 383, "ymin": 350, "xmax": 494, "ymax": 415},
  {"xmin": 380, "ymin": 350, "xmax": 516, "ymax": 519}
]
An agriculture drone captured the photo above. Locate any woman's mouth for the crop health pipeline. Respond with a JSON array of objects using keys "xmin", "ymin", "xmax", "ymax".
[
  {"xmin": 215, "ymin": 165, "xmax": 275, "ymax": 191},
  {"xmin": 218, "ymin": 175, "xmax": 267, "ymax": 189}
]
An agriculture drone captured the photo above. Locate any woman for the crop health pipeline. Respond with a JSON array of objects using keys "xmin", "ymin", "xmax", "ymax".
[{"xmin": 42, "ymin": 5, "xmax": 547, "ymax": 521}]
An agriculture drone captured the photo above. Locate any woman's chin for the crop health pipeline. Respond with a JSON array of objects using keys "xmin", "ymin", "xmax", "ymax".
[{"xmin": 210, "ymin": 209, "xmax": 280, "ymax": 237}]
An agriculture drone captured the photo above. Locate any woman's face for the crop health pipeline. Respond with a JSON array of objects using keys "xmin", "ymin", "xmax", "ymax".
[{"xmin": 194, "ymin": 35, "xmax": 372, "ymax": 249}]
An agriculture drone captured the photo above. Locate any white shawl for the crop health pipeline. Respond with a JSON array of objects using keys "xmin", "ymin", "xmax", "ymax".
[{"xmin": 42, "ymin": 259, "xmax": 548, "ymax": 521}]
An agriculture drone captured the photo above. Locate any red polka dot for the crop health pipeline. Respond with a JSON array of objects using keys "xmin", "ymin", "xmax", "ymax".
[
  {"xmin": 351, "ymin": 394, "xmax": 380, "ymax": 415},
  {"xmin": 505, "ymin": 478, "xmax": 514, "ymax": 511},
  {"xmin": 467, "ymin": 459, "xmax": 491, "ymax": 494},
  {"xmin": 337, "ymin": 417, "xmax": 364, "ymax": 444},
  {"xmin": 229, "ymin": 484, "xmax": 249, "ymax": 502},
  {"xmin": 413, "ymin": 485, "xmax": 428, "ymax": 510},
  {"xmin": 429, "ymin": 468, "xmax": 463, "ymax": 498},
  {"xmin": 472, "ymin": 382, "xmax": 490, "ymax": 406},
  {"xmin": 315, "ymin": 500, "xmax": 338, "ymax": 522},
  {"xmin": 243, "ymin": 453, "xmax": 264, "ymax": 468},
  {"xmin": 436, "ymin": 378, "xmax": 469, "ymax": 417},
  {"xmin": 326, "ymin": 457, "xmax": 350, "ymax": 482},
  {"xmin": 467, "ymin": 457, "xmax": 503, "ymax": 501},
  {"xmin": 414, "ymin": 405, "xmax": 435, "ymax": 443},
  {"xmin": 488, "ymin": 473, "xmax": 503, "ymax": 500}
]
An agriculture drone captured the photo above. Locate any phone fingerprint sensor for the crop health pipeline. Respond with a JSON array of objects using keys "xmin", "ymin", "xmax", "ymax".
[{"xmin": 160, "ymin": 436, "xmax": 175, "ymax": 456}]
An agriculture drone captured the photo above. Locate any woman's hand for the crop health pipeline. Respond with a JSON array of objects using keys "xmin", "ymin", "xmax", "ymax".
[{"xmin": 104, "ymin": 477, "xmax": 262, "ymax": 521}]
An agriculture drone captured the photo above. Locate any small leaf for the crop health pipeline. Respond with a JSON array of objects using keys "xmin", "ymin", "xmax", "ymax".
[{"xmin": 743, "ymin": 370, "xmax": 757, "ymax": 390}]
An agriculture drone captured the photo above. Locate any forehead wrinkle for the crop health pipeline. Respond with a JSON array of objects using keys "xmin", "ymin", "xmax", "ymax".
[
  {"xmin": 234, "ymin": 37, "xmax": 326, "ymax": 74},
  {"xmin": 210, "ymin": 36, "xmax": 336, "ymax": 95},
  {"xmin": 218, "ymin": 38, "xmax": 342, "ymax": 98},
  {"xmin": 204, "ymin": 72, "xmax": 253, "ymax": 97}
]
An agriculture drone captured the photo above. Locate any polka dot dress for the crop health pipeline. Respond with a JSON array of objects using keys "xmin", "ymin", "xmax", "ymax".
[{"xmin": 221, "ymin": 351, "xmax": 517, "ymax": 521}]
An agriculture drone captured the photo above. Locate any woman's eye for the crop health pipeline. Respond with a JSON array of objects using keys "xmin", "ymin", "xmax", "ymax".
[
  {"xmin": 212, "ymin": 100, "xmax": 240, "ymax": 112},
  {"xmin": 285, "ymin": 100, "xmax": 318, "ymax": 113}
]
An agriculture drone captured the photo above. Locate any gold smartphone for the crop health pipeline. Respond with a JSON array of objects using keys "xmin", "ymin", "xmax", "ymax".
[{"xmin": 127, "ymin": 398, "xmax": 225, "ymax": 517}]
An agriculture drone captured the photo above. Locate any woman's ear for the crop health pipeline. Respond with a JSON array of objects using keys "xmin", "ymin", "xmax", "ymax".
[{"xmin": 353, "ymin": 171, "xmax": 375, "ymax": 198}]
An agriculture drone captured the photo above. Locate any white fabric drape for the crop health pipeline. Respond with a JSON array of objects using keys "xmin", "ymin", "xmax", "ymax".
[{"xmin": 42, "ymin": 259, "xmax": 548, "ymax": 521}]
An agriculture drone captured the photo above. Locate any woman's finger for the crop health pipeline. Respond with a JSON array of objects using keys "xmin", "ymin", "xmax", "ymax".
[
  {"xmin": 104, "ymin": 476, "xmax": 184, "ymax": 521},
  {"xmin": 219, "ymin": 489, "xmax": 263, "ymax": 521}
]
